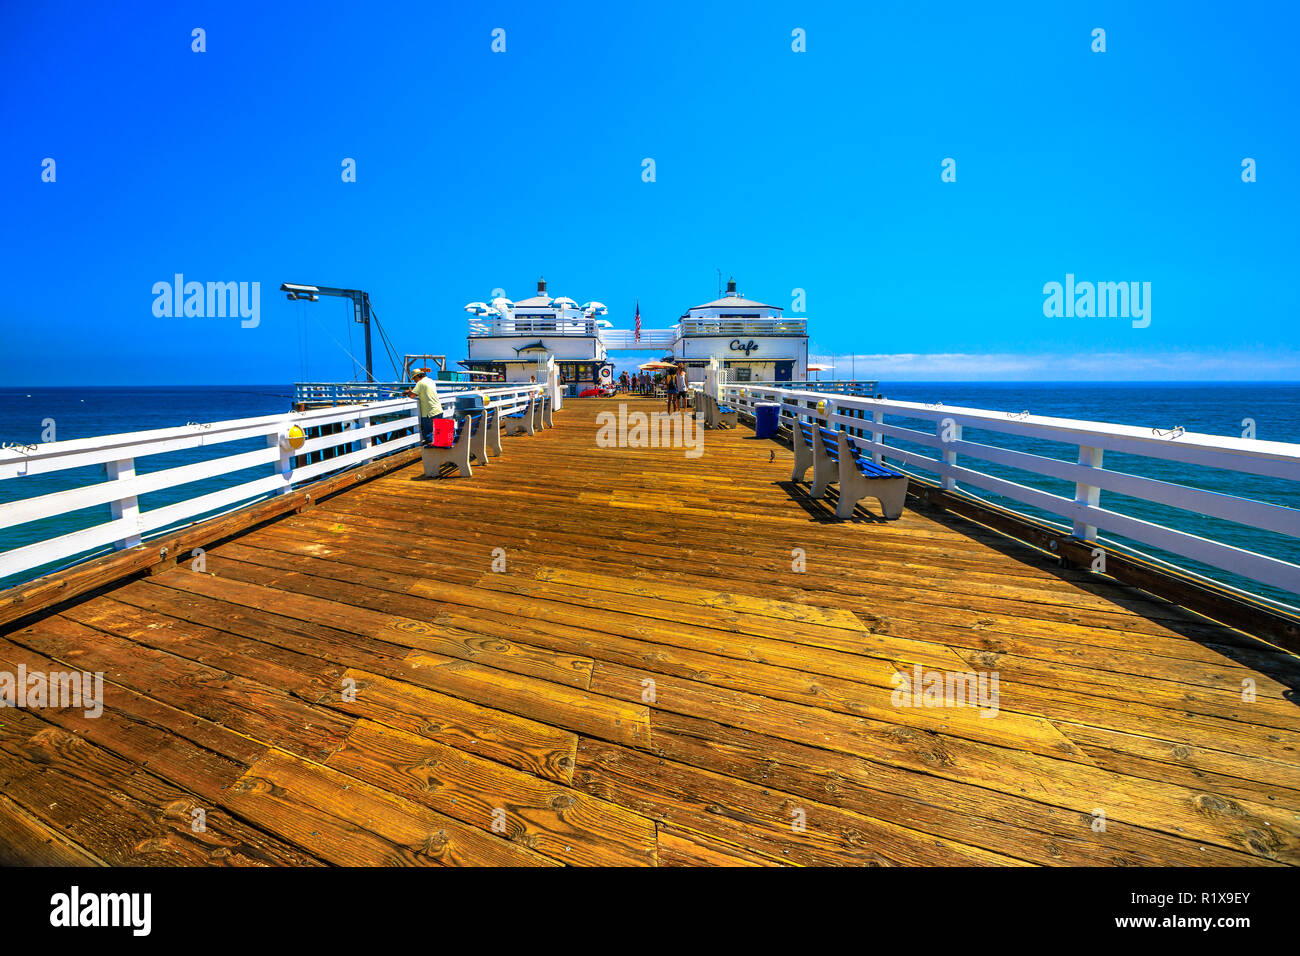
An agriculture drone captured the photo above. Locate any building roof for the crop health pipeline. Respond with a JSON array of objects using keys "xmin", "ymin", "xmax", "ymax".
[
  {"xmin": 685, "ymin": 295, "xmax": 783, "ymax": 313},
  {"xmin": 513, "ymin": 296, "xmax": 554, "ymax": 308}
]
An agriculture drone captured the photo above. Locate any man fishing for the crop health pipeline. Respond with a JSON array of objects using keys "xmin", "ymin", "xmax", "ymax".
[{"xmin": 407, "ymin": 368, "xmax": 442, "ymax": 446}]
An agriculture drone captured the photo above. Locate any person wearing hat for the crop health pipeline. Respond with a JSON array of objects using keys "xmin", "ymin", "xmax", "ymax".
[{"xmin": 406, "ymin": 369, "xmax": 442, "ymax": 446}]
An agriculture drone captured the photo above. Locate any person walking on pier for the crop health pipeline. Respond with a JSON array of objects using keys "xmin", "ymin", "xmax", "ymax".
[{"xmin": 407, "ymin": 369, "xmax": 442, "ymax": 446}]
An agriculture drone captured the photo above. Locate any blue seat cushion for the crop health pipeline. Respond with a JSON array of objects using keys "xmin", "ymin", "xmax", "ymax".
[
  {"xmin": 816, "ymin": 427, "xmax": 841, "ymax": 462},
  {"xmin": 853, "ymin": 456, "xmax": 904, "ymax": 479}
]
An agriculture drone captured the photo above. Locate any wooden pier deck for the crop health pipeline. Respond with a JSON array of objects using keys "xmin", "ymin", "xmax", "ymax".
[{"xmin": 1, "ymin": 397, "xmax": 1298, "ymax": 866}]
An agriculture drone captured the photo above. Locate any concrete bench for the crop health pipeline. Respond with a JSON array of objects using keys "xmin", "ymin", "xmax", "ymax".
[
  {"xmin": 835, "ymin": 431, "xmax": 908, "ymax": 519},
  {"xmin": 541, "ymin": 393, "xmax": 553, "ymax": 428},
  {"xmin": 504, "ymin": 396, "xmax": 535, "ymax": 436},
  {"xmin": 485, "ymin": 405, "xmax": 503, "ymax": 457},
  {"xmin": 421, "ymin": 411, "xmax": 487, "ymax": 478},
  {"xmin": 791, "ymin": 421, "xmax": 907, "ymax": 519},
  {"xmin": 698, "ymin": 392, "xmax": 736, "ymax": 429},
  {"xmin": 532, "ymin": 394, "xmax": 546, "ymax": 431}
]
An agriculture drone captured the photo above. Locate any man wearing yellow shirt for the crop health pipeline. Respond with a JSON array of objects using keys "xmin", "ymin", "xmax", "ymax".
[{"xmin": 407, "ymin": 369, "xmax": 443, "ymax": 446}]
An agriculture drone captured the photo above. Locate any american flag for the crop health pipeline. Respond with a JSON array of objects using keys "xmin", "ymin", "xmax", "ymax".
[{"xmin": 634, "ymin": 301, "xmax": 641, "ymax": 342}]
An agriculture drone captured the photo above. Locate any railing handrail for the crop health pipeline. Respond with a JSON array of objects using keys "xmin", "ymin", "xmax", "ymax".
[
  {"xmin": 0, "ymin": 398, "xmax": 415, "ymax": 477},
  {"xmin": 738, "ymin": 385, "xmax": 1300, "ymax": 469},
  {"xmin": 679, "ymin": 318, "xmax": 807, "ymax": 333},
  {"xmin": 468, "ymin": 316, "xmax": 600, "ymax": 336},
  {"xmin": 0, "ymin": 383, "xmax": 546, "ymax": 584},
  {"xmin": 719, "ymin": 382, "xmax": 1300, "ymax": 601},
  {"xmin": 599, "ymin": 329, "xmax": 678, "ymax": 348}
]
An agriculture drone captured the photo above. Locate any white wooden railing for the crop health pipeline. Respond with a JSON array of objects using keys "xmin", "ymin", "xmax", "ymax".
[
  {"xmin": 0, "ymin": 384, "xmax": 543, "ymax": 584},
  {"xmin": 720, "ymin": 383, "xmax": 1300, "ymax": 600}
]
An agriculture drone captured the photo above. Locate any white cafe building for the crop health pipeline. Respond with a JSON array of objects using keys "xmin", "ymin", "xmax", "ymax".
[
  {"xmin": 461, "ymin": 278, "xmax": 613, "ymax": 386},
  {"xmin": 671, "ymin": 277, "xmax": 808, "ymax": 384},
  {"xmin": 460, "ymin": 275, "xmax": 808, "ymax": 387}
]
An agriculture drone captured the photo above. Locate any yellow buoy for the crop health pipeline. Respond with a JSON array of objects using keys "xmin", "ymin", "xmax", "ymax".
[{"xmin": 281, "ymin": 424, "xmax": 306, "ymax": 451}]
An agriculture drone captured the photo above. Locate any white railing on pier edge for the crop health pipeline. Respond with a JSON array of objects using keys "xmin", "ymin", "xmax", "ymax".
[
  {"xmin": 719, "ymin": 383, "xmax": 1300, "ymax": 601},
  {"xmin": 293, "ymin": 380, "xmax": 513, "ymax": 407},
  {"xmin": 0, "ymin": 384, "xmax": 543, "ymax": 584}
]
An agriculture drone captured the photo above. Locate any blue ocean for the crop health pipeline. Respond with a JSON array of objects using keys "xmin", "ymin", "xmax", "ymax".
[{"xmin": 1, "ymin": 383, "xmax": 1297, "ymax": 606}]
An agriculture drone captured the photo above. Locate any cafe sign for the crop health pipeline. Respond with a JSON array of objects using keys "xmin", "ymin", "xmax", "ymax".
[{"xmin": 729, "ymin": 339, "xmax": 758, "ymax": 356}]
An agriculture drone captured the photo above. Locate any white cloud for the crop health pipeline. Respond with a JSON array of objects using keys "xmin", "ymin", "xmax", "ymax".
[{"xmin": 807, "ymin": 350, "xmax": 1300, "ymax": 381}]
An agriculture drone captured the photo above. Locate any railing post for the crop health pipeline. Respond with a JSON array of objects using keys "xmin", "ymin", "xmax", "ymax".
[
  {"xmin": 941, "ymin": 420, "xmax": 962, "ymax": 491},
  {"xmin": 106, "ymin": 457, "xmax": 143, "ymax": 549},
  {"xmin": 1073, "ymin": 445, "xmax": 1103, "ymax": 540},
  {"xmin": 872, "ymin": 410, "xmax": 884, "ymax": 464},
  {"xmin": 358, "ymin": 410, "xmax": 373, "ymax": 457},
  {"xmin": 271, "ymin": 430, "xmax": 293, "ymax": 493}
]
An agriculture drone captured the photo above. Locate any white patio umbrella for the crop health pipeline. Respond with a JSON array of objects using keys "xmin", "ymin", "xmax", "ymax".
[
  {"xmin": 581, "ymin": 301, "xmax": 609, "ymax": 316},
  {"xmin": 552, "ymin": 296, "xmax": 579, "ymax": 310}
]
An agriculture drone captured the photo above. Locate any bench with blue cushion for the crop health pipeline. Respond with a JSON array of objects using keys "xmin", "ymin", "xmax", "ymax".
[
  {"xmin": 791, "ymin": 419, "xmax": 908, "ymax": 519},
  {"xmin": 836, "ymin": 430, "xmax": 908, "ymax": 518},
  {"xmin": 791, "ymin": 421, "xmax": 836, "ymax": 493},
  {"xmin": 505, "ymin": 395, "xmax": 535, "ymax": 436},
  {"xmin": 484, "ymin": 405, "xmax": 503, "ymax": 456},
  {"xmin": 422, "ymin": 411, "xmax": 483, "ymax": 478},
  {"xmin": 697, "ymin": 392, "xmax": 730, "ymax": 429}
]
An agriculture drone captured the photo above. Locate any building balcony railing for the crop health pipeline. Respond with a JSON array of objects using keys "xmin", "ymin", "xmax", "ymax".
[
  {"xmin": 468, "ymin": 316, "xmax": 600, "ymax": 337},
  {"xmin": 467, "ymin": 316, "xmax": 809, "ymax": 340},
  {"xmin": 679, "ymin": 318, "xmax": 807, "ymax": 336},
  {"xmin": 599, "ymin": 329, "xmax": 678, "ymax": 349}
]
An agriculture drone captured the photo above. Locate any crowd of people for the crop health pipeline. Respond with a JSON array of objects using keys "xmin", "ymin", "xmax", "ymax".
[{"xmin": 614, "ymin": 364, "xmax": 691, "ymax": 411}]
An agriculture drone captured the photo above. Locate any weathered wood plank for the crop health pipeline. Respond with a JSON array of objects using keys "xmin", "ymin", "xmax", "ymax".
[
  {"xmin": 224, "ymin": 749, "xmax": 560, "ymax": 867},
  {"xmin": 326, "ymin": 718, "xmax": 657, "ymax": 866},
  {"xmin": 0, "ymin": 793, "xmax": 105, "ymax": 867}
]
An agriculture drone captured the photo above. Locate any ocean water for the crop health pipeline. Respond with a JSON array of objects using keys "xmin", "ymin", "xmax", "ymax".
[
  {"xmin": 0, "ymin": 386, "xmax": 295, "ymax": 591},
  {"xmin": 1, "ymin": 383, "xmax": 1297, "ymax": 606}
]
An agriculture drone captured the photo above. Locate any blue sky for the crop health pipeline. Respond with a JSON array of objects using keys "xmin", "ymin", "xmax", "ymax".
[{"xmin": 2, "ymin": 0, "xmax": 1296, "ymax": 383}]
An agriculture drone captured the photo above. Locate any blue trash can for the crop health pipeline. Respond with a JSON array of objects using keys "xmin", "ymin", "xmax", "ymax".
[
  {"xmin": 754, "ymin": 402, "xmax": 781, "ymax": 439},
  {"xmin": 452, "ymin": 393, "xmax": 485, "ymax": 420}
]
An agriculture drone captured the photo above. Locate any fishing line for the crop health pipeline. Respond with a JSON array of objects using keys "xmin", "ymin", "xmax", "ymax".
[
  {"xmin": 370, "ymin": 308, "xmax": 403, "ymax": 380},
  {"xmin": 307, "ymin": 309, "xmax": 371, "ymax": 380}
]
